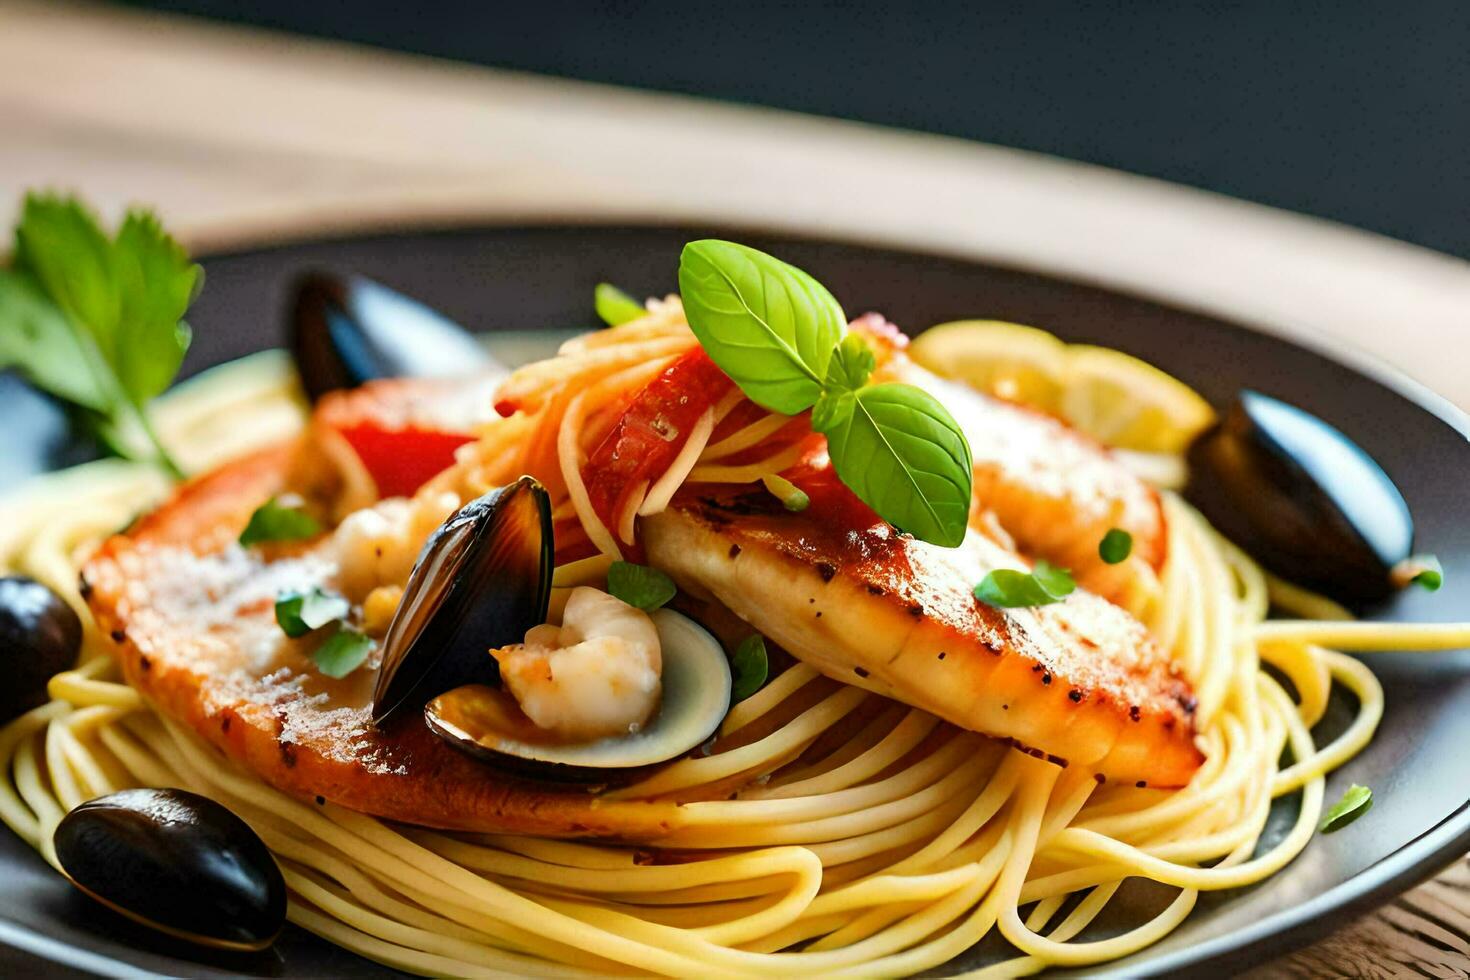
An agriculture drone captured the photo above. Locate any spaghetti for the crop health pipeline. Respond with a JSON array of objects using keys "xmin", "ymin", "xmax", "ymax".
[{"xmin": 2, "ymin": 320, "xmax": 1468, "ymax": 978}]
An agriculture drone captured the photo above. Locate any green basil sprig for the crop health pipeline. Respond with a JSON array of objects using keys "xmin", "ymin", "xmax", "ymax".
[{"xmin": 678, "ymin": 241, "xmax": 973, "ymax": 548}]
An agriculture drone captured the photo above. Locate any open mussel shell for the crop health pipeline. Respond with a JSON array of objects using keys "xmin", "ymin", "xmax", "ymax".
[
  {"xmin": 371, "ymin": 477, "xmax": 553, "ymax": 724},
  {"xmin": 1185, "ymin": 390, "xmax": 1413, "ymax": 605},
  {"xmin": 426, "ymin": 609, "xmax": 732, "ymax": 781},
  {"xmin": 291, "ymin": 271, "xmax": 496, "ymax": 401},
  {"xmin": 53, "ymin": 788, "xmax": 285, "ymax": 952}
]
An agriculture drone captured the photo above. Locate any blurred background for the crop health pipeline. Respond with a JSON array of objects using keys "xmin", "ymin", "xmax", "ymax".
[{"xmin": 122, "ymin": 0, "xmax": 1470, "ymax": 257}]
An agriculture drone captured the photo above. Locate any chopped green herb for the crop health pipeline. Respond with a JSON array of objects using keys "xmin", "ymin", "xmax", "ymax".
[
  {"xmin": 1099, "ymin": 528, "xmax": 1133, "ymax": 565},
  {"xmin": 312, "ymin": 626, "xmax": 374, "ymax": 679},
  {"xmin": 1320, "ymin": 783, "xmax": 1372, "ymax": 833},
  {"xmin": 1399, "ymin": 554, "xmax": 1443, "ymax": 592},
  {"xmin": 677, "ymin": 240, "xmax": 973, "ymax": 549},
  {"xmin": 760, "ymin": 473, "xmax": 810, "ymax": 512},
  {"xmin": 239, "ymin": 497, "xmax": 322, "ymax": 547},
  {"xmin": 1, "ymin": 193, "xmax": 201, "ymax": 477},
  {"xmin": 275, "ymin": 587, "xmax": 350, "ymax": 639},
  {"xmin": 594, "ymin": 282, "xmax": 647, "ymax": 326},
  {"xmin": 731, "ymin": 634, "xmax": 769, "ymax": 701},
  {"xmin": 606, "ymin": 560, "xmax": 677, "ymax": 611},
  {"xmin": 974, "ymin": 560, "xmax": 1076, "ymax": 609}
]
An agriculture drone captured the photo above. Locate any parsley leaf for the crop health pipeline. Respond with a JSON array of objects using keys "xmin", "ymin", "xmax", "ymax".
[
  {"xmin": 240, "ymin": 497, "xmax": 323, "ymax": 547},
  {"xmin": 594, "ymin": 283, "xmax": 646, "ymax": 326},
  {"xmin": 1320, "ymin": 784, "xmax": 1372, "ymax": 833},
  {"xmin": 607, "ymin": 561, "xmax": 678, "ymax": 610},
  {"xmin": 2, "ymin": 193, "xmax": 200, "ymax": 477},
  {"xmin": 313, "ymin": 626, "xmax": 374, "ymax": 679},
  {"xmin": 731, "ymin": 634, "xmax": 769, "ymax": 701},
  {"xmin": 1099, "ymin": 528, "xmax": 1133, "ymax": 565},
  {"xmin": 276, "ymin": 587, "xmax": 351, "ymax": 639},
  {"xmin": 974, "ymin": 561, "xmax": 1077, "ymax": 608}
]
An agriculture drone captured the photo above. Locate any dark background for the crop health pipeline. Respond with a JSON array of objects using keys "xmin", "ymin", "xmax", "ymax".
[{"xmin": 121, "ymin": 1, "xmax": 1470, "ymax": 258}]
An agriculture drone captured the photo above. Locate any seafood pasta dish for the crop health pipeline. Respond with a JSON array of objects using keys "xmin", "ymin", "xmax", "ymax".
[{"xmin": 1, "ymin": 197, "xmax": 1466, "ymax": 976}]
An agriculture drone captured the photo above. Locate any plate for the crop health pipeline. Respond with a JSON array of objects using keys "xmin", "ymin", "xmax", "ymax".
[{"xmin": 2, "ymin": 224, "xmax": 1467, "ymax": 977}]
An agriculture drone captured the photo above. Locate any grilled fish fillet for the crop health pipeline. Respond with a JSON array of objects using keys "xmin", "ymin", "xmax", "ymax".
[
  {"xmin": 83, "ymin": 448, "xmax": 682, "ymax": 837},
  {"xmin": 645, "ymin": 476, "xmax": 1202, "ymax": 788}
]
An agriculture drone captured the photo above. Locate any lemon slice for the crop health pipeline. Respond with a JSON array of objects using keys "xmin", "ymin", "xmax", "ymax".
[
  {"xmin": 1059, "ymin": 345, "xmax": 1216, "ymax": 453},
  {"xmin": 910, "ymin": 320, "xmax": 1069, "ymax": 412},
  {"xmin": 910, "ymin": 320, "xmax": 1215, "ymax": 453}
]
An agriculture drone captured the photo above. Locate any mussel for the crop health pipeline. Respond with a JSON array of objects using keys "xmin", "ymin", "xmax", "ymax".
[
  {"xmin": 291, "ymin": 271, "xmax": 497, "ymax": 402},
  {"xmin": 372, "ymin": 477, "xmax": 554, "ymax": 723},
  {"xmin": 1185, "ymin": 390, "xmax": 1413, "ymax": 605},
  {"xmin": 53, "ymin": 788, "xmax": 286, "ymax": 951},
  {"xmin": 1, "ymin": 576, "xmax": 82, "ymax": 722},
  {"xmin": 426, "ymin": 608, "xmax": 733, "ymax": 780}
]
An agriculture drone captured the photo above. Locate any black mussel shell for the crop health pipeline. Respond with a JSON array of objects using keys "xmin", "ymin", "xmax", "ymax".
[
  {"xmin": 0, "ymin": 576, "xmax": 82, "ymax": 722},
  {"xmin": 54, "ymin": 788, "xmax": 286, "ymax": 952},
  {"xmin": 371, "ymin": 477, "xmax": 553, "ymax": 724},
  {"xmin": 1185, "ymin": 390, "xmax": 1413, "ymax": 605},
  {"xmin": 291, "ymin": 271, "xmax": 496, "ymax": 402}
]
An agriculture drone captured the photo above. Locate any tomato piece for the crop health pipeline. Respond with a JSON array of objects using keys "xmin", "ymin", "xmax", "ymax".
[
  {"xmin": 583, "ymin": 349, "xmax": 734, "ymax": 530},
  {"xmin": 335, "ymin": 423, "xmax": 474, "ymax": 498},
  {"xmin": 315, "ymin": 379, "xmax": 479, "ymax": 499}
]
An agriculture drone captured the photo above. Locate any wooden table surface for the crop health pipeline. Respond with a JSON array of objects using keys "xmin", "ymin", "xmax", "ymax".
[{"xmin": 3, "ymin": 2, "xmax": 1468, "ymax": 976}]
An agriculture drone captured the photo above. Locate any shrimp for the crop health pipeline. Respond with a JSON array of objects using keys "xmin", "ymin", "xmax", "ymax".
[{"xmin": 492, "ymin": 587, "xmax": 663, "ymax": 741}]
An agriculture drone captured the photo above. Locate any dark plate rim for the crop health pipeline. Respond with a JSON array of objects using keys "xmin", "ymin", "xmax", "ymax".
[{"xmin": 4, "ymin": 219, "xmax": 1468, "ymax": 979}]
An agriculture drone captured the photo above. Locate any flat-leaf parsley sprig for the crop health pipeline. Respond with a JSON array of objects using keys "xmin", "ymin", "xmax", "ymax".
[
  {"xmin": 678, "ymin": 241, "xmax": 973, "ymax": 548},
  {"xmin": 0, "ymin": 193, "xmax": 201, "ymax": 477}
]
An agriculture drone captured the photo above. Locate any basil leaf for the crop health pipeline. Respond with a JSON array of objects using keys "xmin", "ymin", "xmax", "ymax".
[
  {"xmin": 731, "ymin": 634, "xmax": 769, "ymax": 701},
  {"xmin": 814, "ymin": 382, "xmax": 973, "ymax": 547},
  {"xmin": 974, "ymin": 560, "xmax": 1076, "ymax": 608},
  {"xmin": 678, "ymin": 240, "xmax": 845, "ymax": 414},
  {"xmin": 13, "ymin": 194, "xmax": 121, "ymax": 359},
  {"xmin": 824, "ymin": 333, "xmax": 875, "ymax": 394},
  {"xmin": 0, "ymin": 269, "xmax": 112, "ymax": 410},
  {"xmin": 313, "ymin": 626, "xmax": 374, "ymax": 679},
  {"xmin": 606, "ymin": 561, "xmax": 677, "ymax": 610},
  {"xmin": 276, "ymin": 587, "xmax": 350, "ymax": 639},
  {"xmin": 594, "ymin": 282, "xmax": 646, "ymax": 326},
  {"xmin": 1320, "ymin": 783, "xmax": 1372, "ymax": 833},
  {"xmin": 111, "ymin": 211, "xmax": 201, "ymax": 404},
  {"xmin": 1099, "ymin": 528, "xmax": 1133, "ymax": 565},
  {"xmin": 240, "ymin": 497, "xmax": 323, "ymax": 547}
]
